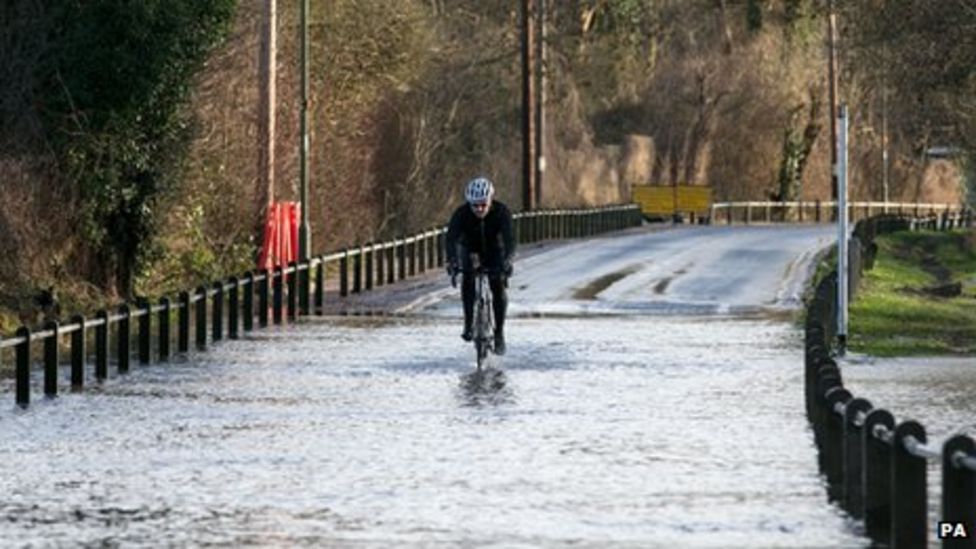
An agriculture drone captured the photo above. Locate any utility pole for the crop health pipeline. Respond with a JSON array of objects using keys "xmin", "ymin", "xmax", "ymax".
[
  {"xmin": 521, "ymin": 0, "xmax": 537, "ymax": 211},
  {"xmin": 535, "ymin": 0, "xmax": 547, "ymax": 208},
  {"xmin": 298, "ymin": 0, "xmax": 311, "ymax": 260},
  {"xmin": 827, "ymin": 0, "xmax": 840, "ymax": 210},
  {"xmin": 837, "ymin": 105, "xmax": 849, "ymax": 355},
  {"xmin": 257, "ymin": 0, "xmax": 277, "ymax": 247},
  {"xmin": 881, "ymin": 43, "xmax": 890, "ymax": 211}
]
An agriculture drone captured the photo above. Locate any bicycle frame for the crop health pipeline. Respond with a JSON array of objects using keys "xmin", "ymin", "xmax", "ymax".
[{"xmin": 472, "ymin": 267, "xmax": 494, "ymax": 370}]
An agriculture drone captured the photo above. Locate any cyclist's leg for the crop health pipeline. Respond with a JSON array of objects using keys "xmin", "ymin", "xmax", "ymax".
[
  {"xmin": 488, "ymin": 274, "xmax": 507, "ymax": 332},
  {"xmin": 482, "ymin": 249, "xmax": 506, "ymax": 328},
  {"xmin": 487, "ymin": 254, "xmax": 508, "ymax": 354},
  {"xmin": 460, "ymin": 250, "xmax": 475, "ymax": 340}
]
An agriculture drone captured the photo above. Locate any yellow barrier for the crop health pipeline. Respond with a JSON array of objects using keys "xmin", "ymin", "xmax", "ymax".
[{"xmin": 632, "ymin": 185, "xmax": 712, "ymax": 216}]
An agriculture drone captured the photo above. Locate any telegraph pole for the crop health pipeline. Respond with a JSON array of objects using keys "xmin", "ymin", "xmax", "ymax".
[
  {"xmin": 535, "ymin": 0, "xmax": 547, "ymax": 207},
  {"xmin": 827, "ymin": 0, "xmax": 840, "ymax": 208},
  {"xmin": 257, "ymin": 0, "xmax": 277, "ymax": 246},
  {"xmin": 521, "ymin": 0, "xmax": 537, "ymax": 211},
  {"xmin": 298, "ymin": 0, "xmax": 311, "ymax": 260},
  {"xmin": 881, "ymin": 43, "xmax": 890, "ymax": 211}
]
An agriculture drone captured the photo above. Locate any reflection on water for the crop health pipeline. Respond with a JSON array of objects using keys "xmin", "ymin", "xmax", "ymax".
[{"xmin": 457, "ymin": 367, "xmax": 512, "ymax": 408}]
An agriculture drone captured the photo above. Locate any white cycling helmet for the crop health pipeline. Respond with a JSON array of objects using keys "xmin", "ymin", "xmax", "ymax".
[{"xmin": 465, "ymin": 177, "xmax": 495, "ymax": 204}]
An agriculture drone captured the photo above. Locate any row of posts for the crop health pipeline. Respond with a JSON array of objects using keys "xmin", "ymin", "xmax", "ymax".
[
  {"xmin": 805, "ymin": 215, "xmax": 976, "ymax": 547},
  {"xmin": 4, "ymin": 205, "xmax": 643, "ymax": 407},
  {"xmin": 12, "ymin": 267, "xmax": 308, "ymax": 406},
  {"xmin": 336, "ymin": 207, "xmax": 643, "ymax": 297},
  {"xmin": 710, "ymin": 202, "xmax": 974, "ymax": 227}
]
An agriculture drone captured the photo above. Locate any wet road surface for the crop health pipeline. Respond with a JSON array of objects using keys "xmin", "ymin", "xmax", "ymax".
[
  {"xmin": 2, "ymin": 225, "xmax": 968, "ymax": 547},
  {"xmin": 1, "ymin": 317, "xmax": 864, "ymax": 548}
]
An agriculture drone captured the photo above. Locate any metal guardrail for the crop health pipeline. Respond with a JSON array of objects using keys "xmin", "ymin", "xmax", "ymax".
[
  {"xmin": 805, "ymin": 213, "xmax": 976, "ymax": 547},
  {"xmin": 0, "ymin": 204, "xmax": 643, "ymax": 408},
  {"xmin": 708, "ymin": 200, "xmax": 973, "ymax": 227}
]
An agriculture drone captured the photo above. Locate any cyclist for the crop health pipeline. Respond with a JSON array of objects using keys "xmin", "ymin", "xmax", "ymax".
[{"xmin": 445, "ymin": 176, "xmax": 515, "ymax": 355}]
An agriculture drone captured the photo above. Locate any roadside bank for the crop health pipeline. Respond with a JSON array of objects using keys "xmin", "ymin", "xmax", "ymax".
[{"xmin": 849, "ymin": 230, "xmax": 976, "ymax": 356}]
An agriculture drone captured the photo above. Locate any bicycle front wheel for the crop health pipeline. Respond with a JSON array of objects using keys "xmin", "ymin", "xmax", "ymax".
[{"xmin": 474, "ymin": 298, "xmax": 491, "ymax": 370}]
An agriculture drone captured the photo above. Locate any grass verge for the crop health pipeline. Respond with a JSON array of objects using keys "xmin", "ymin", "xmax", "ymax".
[{"xmin": 849, "ymin": 230, "xmax": 976, "ymax": 356}]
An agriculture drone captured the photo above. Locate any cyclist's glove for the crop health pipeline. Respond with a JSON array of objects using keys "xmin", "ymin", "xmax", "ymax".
[{"xmin": 446, "ymin": 261, "xmax": 459, "ymax": 277}]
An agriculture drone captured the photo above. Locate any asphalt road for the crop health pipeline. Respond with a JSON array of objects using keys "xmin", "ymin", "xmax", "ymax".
[{"xmin": 1, "ymin": 224, "xmax": 886, "ymax": 548}]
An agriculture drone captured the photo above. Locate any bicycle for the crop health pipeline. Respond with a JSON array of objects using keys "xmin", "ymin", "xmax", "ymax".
[{"xmin": 452, "ymin": 264, "xmax": 503, "ymax": 371}]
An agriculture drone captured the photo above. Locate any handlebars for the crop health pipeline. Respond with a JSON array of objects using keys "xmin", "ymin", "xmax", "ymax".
[{"xmin": 451, "ymin": 266, "xmax": 508, "ymax": 289}]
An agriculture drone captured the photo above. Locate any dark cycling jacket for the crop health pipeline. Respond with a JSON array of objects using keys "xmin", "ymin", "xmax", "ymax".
[{"xmin": 445, "ymin": 200, "xmax": 515, "ymax": 266}]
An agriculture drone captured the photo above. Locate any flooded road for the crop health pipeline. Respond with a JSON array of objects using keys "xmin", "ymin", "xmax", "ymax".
[
  {"xmin": 1, "ymin": 316, "xmax": 863, "ymax": 547},
  {"xmin": 2, "ymin": 225, "xmax": 968, "ymax": 547},
  {"xmin": 841, "ymin": 354, "xmax": 976, "ymax": 541}
]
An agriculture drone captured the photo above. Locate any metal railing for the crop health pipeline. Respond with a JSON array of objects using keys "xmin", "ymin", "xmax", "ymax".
[
  {"xmin": 805, "ymin": 213, "xmax": 976, "ymax": 547},
  {"xmin": 709, "ymin": 200, "xmax": 973, "ymax": 227},
  {"xmin": 0, "ymin": 204, "xmax": 643, "ymax": 408}
]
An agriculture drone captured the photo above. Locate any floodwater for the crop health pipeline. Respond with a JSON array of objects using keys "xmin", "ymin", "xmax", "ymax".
[
  {"xmin": 841, "ymin": 353, "xmax": 976, "ymax": 543},
  {"xmin": 2, "ymin": 314, "xmax": 867, "ymax": 548},
  {"xmin": 2, "ymin": 225, "xmax": 969, "ymax": 547}
]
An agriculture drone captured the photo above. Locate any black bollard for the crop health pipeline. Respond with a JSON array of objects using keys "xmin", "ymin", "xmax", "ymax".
[
  {"xmin": 159, "ymin": 297, "xmax": 171, "ymax": 361},
  {"xmin": 243, "ymin": 272, "xmax": 255, "ymax": 330},
  {"xmin": 314, "ymin": 261, "xmax": 325, "ymax": 314},
  {"xmin": 212, "ymin": 281, "xmax": 224, "ymax": 342},
  {"xmin": 804, "ymin": 343, "xmax": 830, "ymax": 415},
  {"xmin": 44, "ymin": 320, "xmax": 59, "ymax": 398},
  {"xmin": 942, "ymin": 435, "xmax": 976, "ymax": 549},
  {"xmin": 811, "ymin": 363, "xmax": 843, "ymax": 459},
  {"xmin": 138, "ymin": 300, "xmax": 151, "ymax": 364},
  {"xmin": 95, "ymin": 310, "xmax": 109, "ymax": 381},
  {"xmin": 273, "ymin": 266, "xmax": 284, "ymax": 325},
  {"xmin": 228, "ymin": 277, "xmax": 239, "ymax": 339},
  {"xmin": 178, "ymin": 292, "xmax": 190, "ymax": 352},
  {"xmin": 811, "ymin": 361, "xmax": 839, "ymax": 422},
  {"xmin": 353, "ymin": 251, "xmax": 362, "ymax": 294},
  {"xmin": 408, "ymin": 240, "xmax": 417, "ymax": 277},
  {"xmin": 376, "ymin": 245, "xmax": 385, "ymax": 288},
  {"xmin": 299, "ymin": 263, "xmax": 310, "ymax": 316},
  {"xmin": 195, "ymin": 286, "xmax": 207, "ymax": 350},
  {"xmin": 397, "ymin": 241, "xmax": 406, "ymax": 281},
  {"xmin": 70, "ymin": 314, "xmax": 85, "ymax": 390},
  {"xmin": 287, "ymin": 263, "xmax": 298, "ymax": 322},
  {"xmin": 843, "ymin": 398, "xmax": 873, "ymax": 518},
  {"xmin": 15, "ymin": 326, "xmax": 30, "ymax": 407},
  {"xmin": 117, "ymin": 305, "xmax": 130, "ymax": 374},
  {"xmin": 892, "ymin": 420, "xmax": 928, "ymax": 548},
  {"xmin": 365, "ymin": 245, "xmax": 374, "ymax": 291},
  {"xmin": 387, "ymin": 245, "xmax": 396, "ymax": 285},
  {"xmin": 258, "ymin": 270, "xmax": 270, "ymax": 328},
  {"xmin": 823, "ymin": 386, "xmax": 852, "ymax": 503},
  {"xmin": 417, "ymin": 237, "xmax": 426, "ymax": 274},
  {"xmin": 863, "ymin": 409, "xmax": 896, "ymax": 545}
]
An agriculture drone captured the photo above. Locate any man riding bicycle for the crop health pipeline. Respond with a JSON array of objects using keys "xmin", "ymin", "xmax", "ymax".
[{"xmin": 445, "ymin": 177, "xmax": 515, "ymax": 355}]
